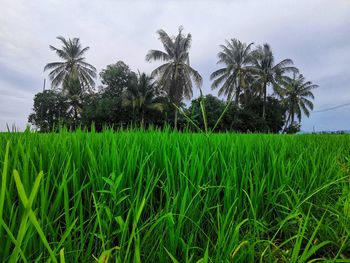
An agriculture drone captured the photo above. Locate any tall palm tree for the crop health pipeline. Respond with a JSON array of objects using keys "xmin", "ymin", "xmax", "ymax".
[
  {"xmin": 252, "ymin": 44, "xmax": 298, "ymax": 119},
  {"xmin": 280, "ymin": 73, "xmax": 317, "ymax": 131},
  {"xmin": 146, "ymin": 26, "xmax": 202, "ymax": 129},
  {"xmin": 44, "ymin": 36, "xmax": 97, "ymax": 91},
  {"xmin": 210, "ymin": 39, "xmax": 255, "ymax": 104},
  {"xmin": 123, "ymin": 72, "xmax": 164, "ymax": 126},
  {"xmin": 63, "ymin": 68, "xmax": 83, "ymax": 122}
]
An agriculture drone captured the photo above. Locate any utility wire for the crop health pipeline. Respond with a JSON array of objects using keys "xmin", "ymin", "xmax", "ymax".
[{"xmin": 314, "ymin": 102, "xmax": 350, "ymax": 113}]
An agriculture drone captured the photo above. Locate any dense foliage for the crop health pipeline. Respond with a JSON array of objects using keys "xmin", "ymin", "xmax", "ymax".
[
  {"xmin": 30, "ymin": 29, "xmax": 317, "ymax": 133},
  {"xmin": 1, "ymin": 130, "xmax": 350, "ymax": 262}
]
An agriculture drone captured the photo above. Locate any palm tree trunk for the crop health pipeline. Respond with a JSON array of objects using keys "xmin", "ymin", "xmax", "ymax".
[
  {"xmin": 235, "ymin": 87, "xmax": 240, "ymax": 105},
  {"xmin": 262, "ymin": 82, "xmax": 267, "ymax": 120},
  {"xmin": 232, "ymin": 77, "xmax": 241, "ymax": 130},
  {"xmin": 282, "ymin": 113, "xmax": 291, "ymax": 133},
  {"xmin": 235, "ymin": 87, "xmax": 241, "ymax": 107},
  {"xmin": 74, "ymin": 105, "xmax": 78, "ymax": 122},
  {"xmin": 141, "ymin": 109, "xmax": 144, "ymax": 128},
  {"xmin": 174, "ymin": 107, "xmax": 178, "ymax": 130},
  {"xmin": 235, "ymin": 76, "xmax": 241, "ymax": 105}
]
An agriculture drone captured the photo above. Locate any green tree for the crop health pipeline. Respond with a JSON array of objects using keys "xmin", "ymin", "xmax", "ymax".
[
  {"xmin": 146, "ymin": 26, "xmax": 202, "ymax": 130},
  {"xmin": 99, "ymin": 61, "xmax": 137, "ymax": 97},
  {"xmin": 252, "ymin": 44, "xmax": 298, "ymax": 119},
  {"xmin": 44, "ymin": 36, "xmax": 97, "ymax": 90},
  {"xmin": 28, "ymin": 90, "xmax": 69, "ymax": 131},
  {"xmin": 187, "ymin": 94, "xmax": 285, "ymax": 133},
  {"xmin": 223, "ymin": 96, "xmax": 285, "ymax": 133},
  {"xmin": 82, "ymin": 61, "xmax": 138, "ymax": 129},
  {"xmin": 123, "ymin": 72, "xmax": 164, "ymax": 126},
  {"xmin": 187, "ymin": 94, "xmax": 226, "ymax": 131},
  {"xmin": 210, "ymin": 39, "xmax": 255, "ymax": 104},
  {"xmin": 280, "ymin": 73, "xmax": 317, "ymax": 132}
]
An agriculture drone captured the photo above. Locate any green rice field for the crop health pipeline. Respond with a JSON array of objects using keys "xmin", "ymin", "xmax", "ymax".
[{"xmin": 1, "ymin": 130, "xmax": 350, "ymax": 262}]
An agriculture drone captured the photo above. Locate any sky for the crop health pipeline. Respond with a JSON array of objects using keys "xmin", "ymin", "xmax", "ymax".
[{"xmin": 0, "ymin": 0, "xmax": 349, "ymax": 132}]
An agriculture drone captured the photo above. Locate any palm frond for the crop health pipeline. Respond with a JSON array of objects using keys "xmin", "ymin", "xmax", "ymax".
[
  {"xmin": 76, "ymin": 46, "xmax": 89, "ymax": 58},
  {"xmin": 79, "ymin": 61, "xmax": 97, "ymax": 72},
  {"xmin": 186, "ymin": 65, "xmax": 202, "ymax": 88},
  {"xmin": 44, "ymin": 62, "xmax": 65, "ymax": 71},
  {"xmin": 156, "ymin": 29, "xmax": 175, "ymax": 57},
  {"xmin": 210, "ymin": 68, "xmax": 228, "ymax": 80},
  {"xmin": 146, "ymin": 50, "xmax": 171, "ymax": 62}
]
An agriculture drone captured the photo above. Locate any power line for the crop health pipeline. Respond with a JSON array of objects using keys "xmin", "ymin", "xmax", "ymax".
[{"xmin": 314, "ymin": 102, "xmax": 350, "ymax": 113}]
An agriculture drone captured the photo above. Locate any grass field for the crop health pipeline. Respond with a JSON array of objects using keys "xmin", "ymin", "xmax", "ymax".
[{"xmin": 0, "ymin": 129, "xmax": 350, "ymax": 262}]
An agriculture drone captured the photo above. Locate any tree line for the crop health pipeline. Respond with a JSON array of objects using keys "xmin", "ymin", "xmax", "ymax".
[{"xmin": 29, "ymin": 27, "xmax": 317, "ymax": 133}]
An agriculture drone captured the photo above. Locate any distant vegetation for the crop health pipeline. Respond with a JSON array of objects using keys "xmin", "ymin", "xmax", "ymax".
[{"xmin": 29, "ymin": 27, "xmax": 317, "ymax": 133}]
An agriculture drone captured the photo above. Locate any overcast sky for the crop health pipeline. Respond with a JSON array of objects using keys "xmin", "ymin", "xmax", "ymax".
[{"xmin": 1, "ymin": 0, "xmax": 349, "ymax": 132}]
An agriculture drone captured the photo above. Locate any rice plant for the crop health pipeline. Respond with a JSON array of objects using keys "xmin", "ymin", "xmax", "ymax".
[{"xmin": 0, "ymin": 129, "xmax": 350, "ymax": 262}]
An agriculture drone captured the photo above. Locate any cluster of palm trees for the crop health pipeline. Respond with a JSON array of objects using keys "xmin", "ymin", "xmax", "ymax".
[
  {"xmin": 43, "ymin": 27, "xmax": 317, "ymax": 132},
  {"xmin": 209, "ymin": 39, "xmax": 317, "ymax": 131}
]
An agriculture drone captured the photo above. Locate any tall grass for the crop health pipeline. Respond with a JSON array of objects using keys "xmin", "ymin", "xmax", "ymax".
[{"xmin": 0, "ymin": 129, "xmax": 350, "ymax": 262}]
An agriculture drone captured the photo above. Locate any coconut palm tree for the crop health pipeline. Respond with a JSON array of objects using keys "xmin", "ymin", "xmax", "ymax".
[
  {"xmin": 210, "ymin": 39, "xmax": 255, "ymax": 104},
  {"xmin": 252, "ymin": 44, "xmax": 298, "ymax": 119},
  {"xmin": 280, "ymin": 73, "xmax": 317, "ymax": 131},
  {"xmin": 123, "ymin": 72, "xmax": 164, "ymax": 126},
  {"xmin": 63, "ymin": 68, "xmax": 83, "ymax": 123},
  {"xmin": 44, "ymin": 36, "xmax": 97, "ymax": 91},
  {"xmin": 146, "ymin": 26, "xmax": 202, "ymax": 129}
]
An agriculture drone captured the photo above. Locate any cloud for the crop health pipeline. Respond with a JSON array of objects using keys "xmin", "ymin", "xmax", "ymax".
[{"xmin": 0, "ymin": 0, "xmax": 349, "ymax": 131}]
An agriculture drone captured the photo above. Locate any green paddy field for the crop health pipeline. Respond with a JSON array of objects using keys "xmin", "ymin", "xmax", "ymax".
[{"xmin": 1, "ymin": 130, "xmax": 350, "ymax": 262}]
